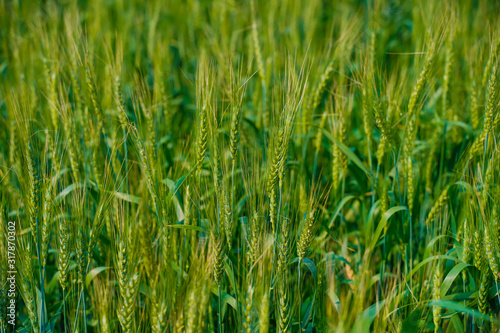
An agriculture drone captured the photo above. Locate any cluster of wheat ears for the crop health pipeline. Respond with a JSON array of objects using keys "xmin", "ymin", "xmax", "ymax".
[{"xmin": 1, "ymin": 0, "xmax": 500, "ymax": 332}]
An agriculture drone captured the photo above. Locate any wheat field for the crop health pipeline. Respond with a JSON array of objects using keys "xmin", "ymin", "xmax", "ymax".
[{"xmin": 1, "ymin": 0, "xmax": 500, "ymax": 332}]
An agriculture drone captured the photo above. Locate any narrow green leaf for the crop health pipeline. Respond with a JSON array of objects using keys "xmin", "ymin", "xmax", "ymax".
[
  {"xmin": 440, "ymin": 263, "xmax": 470, "ymax": 296},
  {"xmin": 321, "ymin": 221, "xmax": 338, "ymax": 241},
  {"xmin": 449, "ymin": 314, "xmax": 464, "ymax": 333},
  {"xmin": 402, "ymin": 307, "xmax": 424, "ymax": 333},
  {"xmin": 174, "ymin": 175, "xmax": 186, "ymax": 195},
  {"xmin": 165, "ymin": 224, "xmax": 206, "ymax": 233},
  {"xmin": 424, "ymin": 235, "xmax": 447, "ymax": 259},
  {"xmin": 223, "ymin": 260, "xmax": 237, "ymax": 297},
  {"xmin": 211, "ymin": 287, "xmax": 237, "ymax": 310},
  {"xmin": 56, "ymin": 183, "xmax": 83, "ymax": 202},
  {"xmin": 324, "ymin": 252, "xmax": 352, "ymax": 267},
  {"xmin": 320, "ymin": 127, "xmax": 373, "ymax": 183},
  {"xmin": 428, "ymin": 300, "xmax": 500, "ymax": 324},
  {"xmin": 368, "ymin": 206, "xmax": 406, "ymax": 252},
  {"xmin": 164, "ymin": 178, "xmax": 175, "ymax": 189},
  {"xmin": 326, "ymin": 289, "xmax": 340, "ymax": 314},
  {"xmin": 350, "ymin": 301, "xmax": 385, "ymax": 333},
  {"xmin": 435, "ymin": 120, "xmax": 474, "ymax": 135},
  {"xmin": 302, "ymin": 294, "xmax": 315, "ymax": 328},
  {"xmin": 86, "ymin": 266, "xmax": 110, "ymax": 288},
  {"xmin": 452, "ymin": 181, "xmax": 475, "ymax": 194},
  {"xmin": 405, "ymin": 255, "xmax": 461, "ymax": 281},
  {"xmin": 328, "ymin": 195, "xmax": 356, "ymax": 228},
  {"xmin": 291, "ymin": 257, "xmax": 317, "ymax": 282},
  {"xmin": 114, "ymin": 192, "xmax": 141, "ymax": 204}
]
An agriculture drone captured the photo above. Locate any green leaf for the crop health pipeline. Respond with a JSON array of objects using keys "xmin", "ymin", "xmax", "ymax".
[
  {"xmin": 350, "ymin": 301, "xmax": 385, "ymax": 333},
  {"xmin": 224, "ymin": 260, "xmax": 237, "ymax": 297},
  {"xmin": 46, "ymin": 272, "xmax": 61, "ymax": 295},
  {"xmin": 436, "ymin": 120, "xmax": 474, "ymax": 135},
  {"xmin": 369, "ymin": 273, "xmax": 397, "ymax": 288},
  {"xmin": 35, "ymin": 286, "xmax": 48, "ymax": 330},
  {"xmin": 321, "ymin": 195, "xmax": 357, "ymax": 244},
  {"xmin": 440, "ymin": 263, "xmax": 470, "ymax": 296},
  {"xmin": 56, "ymin": 183, "xmax": 83, "ymax": 202},
  {"xmin": 165, "ymin": 224, "xmax": 206, "ymax": 233},
  {"xmin": 326, "ymin": 289, "xmax": 340, "ymax": 314},
  {"xmin": 320, "ymin": 128, "xmax": 373, "ymax": 183},
  {"xmin": 164, "ymin": 173, "xmax": 190, "ymax": 197},
  {"xmin": 211, "ymin": 287, "xmax": 237, "ymax": 310},
  {"xmin": 328, "ymin": 195, "xmax": 356, "ymax": 228},
  {"xmin": 442, "ymin": 291, "xmax": 475, "ymax": 302},
  {"xmin": 174, "ymin": 196, "xmax": 185, "ymax": 222},
  {"xmin": 164, "ymin": 178, "xmax": 175, "ymax": 189},
  {"xmin": 424, "ymin": 235, "xmax": 447, "ymax": 259},
  {"xmin": 368, "ymin": 206, "xmax": 406, "ymax": 252},
  {"xmin": 428, "ymin": 300, "xmax": 500, "ymax": 324},
  {"xmin": 164, "ymin": 176, "xmax": 190, "ymax": 222},
  {"xmin": 114, "ymin": 192, "xmax": 141, "ymax": 204},
  {"xmin": 365, "ymin": 200, "xmax": 381, "ymax": 245},
  {"xmin": 302, "ymin": 294, "xmax": 315, "ymax": 328},
  {"xmin": 402, "ymin": 307, "xmax": 424, "ymax": 333},
  {"xmin": 291, "ymin": 257, "xmax": 317, "ymax": 283},
  {"xmin": 53, "ymin": 167, "xmax": 71, "ymax": 182},
  {"xmin": 452, "ymin": 181, "xmax": 475, "ymax": 194},
  {"xmin": 169, "ymin": 260, "xmax": 188, "ymax": 280},
  {"xmin": 406, "ymin": 255, "xmax": 461, "ymax": 281},
  {"xmin": 47, "ymin": 303, "xmax": 63, "ymax": 332},
  {"xmin": 449, "ymin": 314, "xmax": 464, "ymax": 333},
  {"xmin": 86, "ymin": 267, "xmax": 110, "ymax": 288},
  {"xmin": 324, "ymin": 252, "xmax": 352, "ymax": 267},
  {"xmin": 174, "ymin": 175, "xmax": 186, "ymax": 195},
  {"xmin": 321, "ymin": 221, "xmax": 338, "ymax": 241}
]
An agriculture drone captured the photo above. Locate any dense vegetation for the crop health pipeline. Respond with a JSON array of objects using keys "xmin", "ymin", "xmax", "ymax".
[{"xmin": 1, "ymin": 0, "xmax": 500, "ymax": 332}]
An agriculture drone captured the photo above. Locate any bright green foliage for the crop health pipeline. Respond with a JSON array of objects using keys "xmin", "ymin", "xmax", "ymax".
[{"xmin": 1, "ymin": 1, "xmax": 500, "ymax": 332}]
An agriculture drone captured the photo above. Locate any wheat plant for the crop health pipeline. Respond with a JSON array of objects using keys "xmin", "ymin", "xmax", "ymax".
[{"xmin": 1, "ymin": 0, "xmax": 500, "ymax": 332}]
